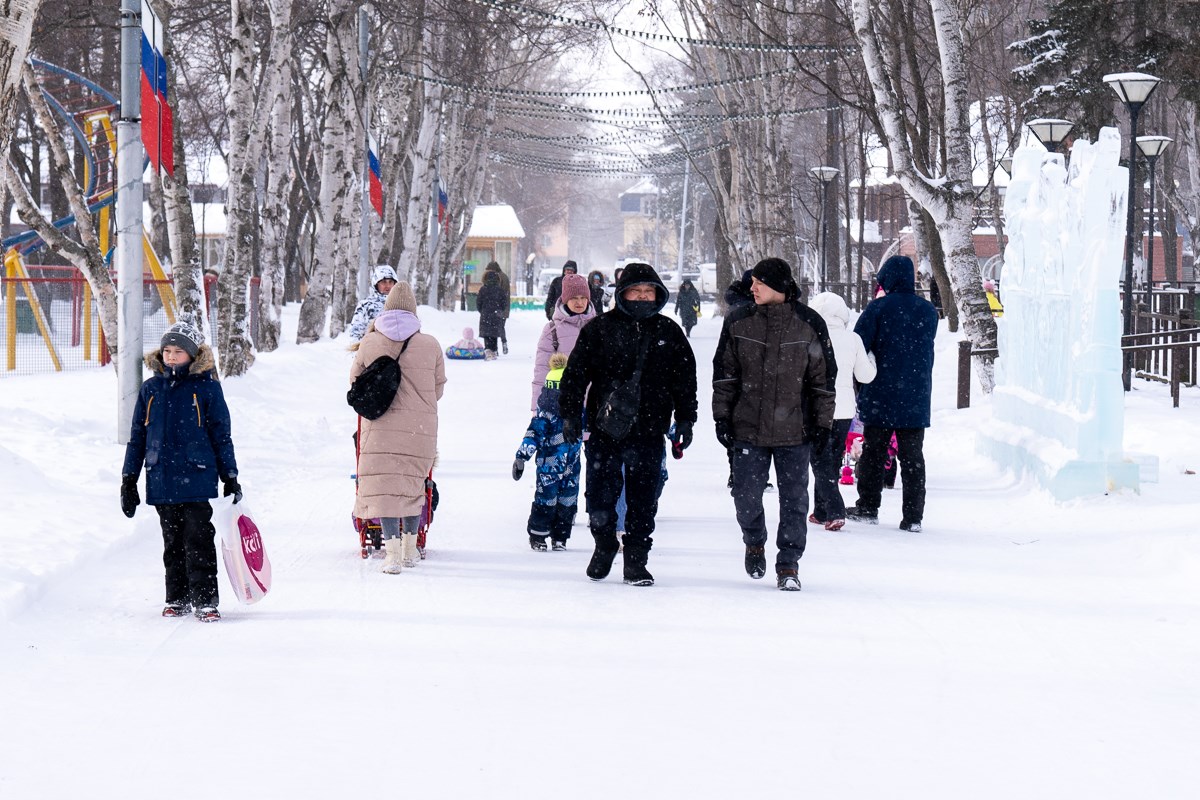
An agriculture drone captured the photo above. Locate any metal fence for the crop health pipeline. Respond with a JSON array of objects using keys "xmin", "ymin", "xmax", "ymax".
[{"xmin": 2, "ymin": 266, "xmax": 258, "ymax": 376}]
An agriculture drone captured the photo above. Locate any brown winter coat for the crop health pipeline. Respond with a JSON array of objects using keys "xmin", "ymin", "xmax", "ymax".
[
  {"xmin": 712, "ymin": 301, "xmax": 835, "ymax": 447},
  {"xmin": 351, "ymin": 329, "xmax": 446, "ymax": 518}
]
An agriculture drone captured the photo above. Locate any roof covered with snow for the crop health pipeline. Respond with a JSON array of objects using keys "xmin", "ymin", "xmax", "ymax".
[
  {"xmin": 620, "ymin": 177, "xmax": 658, "ymax": 197},
  {"xmin": 468, "ymin": 204, "xmax": 525, "ymax": 239}
]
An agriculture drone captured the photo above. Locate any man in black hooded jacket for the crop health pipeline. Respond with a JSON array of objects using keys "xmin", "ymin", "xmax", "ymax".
[{"xmin": 559, "ymin": 262, "xmax": 698, "ymax": 586}]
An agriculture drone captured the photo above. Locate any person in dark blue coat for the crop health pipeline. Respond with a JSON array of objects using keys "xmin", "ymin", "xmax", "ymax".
[
  {"xmin": 846, "ymin": 255, "xmax": 938, "ymax": 531},
  {"xmin": 120, "ymin": 322, "xmax": 241, "ymax": 621}
]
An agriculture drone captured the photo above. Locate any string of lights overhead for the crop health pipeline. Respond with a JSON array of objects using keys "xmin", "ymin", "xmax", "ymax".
[{"xmin": 466, "ymin": 0, "xmax": 855, "ymax": 54}]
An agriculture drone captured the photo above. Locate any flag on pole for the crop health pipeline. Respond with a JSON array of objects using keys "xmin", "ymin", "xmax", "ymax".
[
  {"xmin": 140, "ymin": 0, "xmax": 174, "ymax": 176},
  {"xmin": 367, "ymin": 135, "xmax": 384, "ymax": 218}
]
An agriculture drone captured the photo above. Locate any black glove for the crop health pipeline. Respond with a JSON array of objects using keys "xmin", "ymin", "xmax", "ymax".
[
  {"xmin": 715, "ymin": 419, "xmax": 734, "ymax": 449},
  {"xmin": 512, "ymin": 459, "xmax": 526, "ymax": 481},
  {"xmin": 805, "ymin": 427, "xmax": 831, "ymax": 454},
  {"xmin": 120, "ymin": 475, "xmax": 140, "ymax": 518},
  {"xmin": 562, "ymin": 416, "xmax": 581, "ymax": 445},
  {"xmin": 222, "ymin": 477, "xmax": 243, "ymax": 504},
  {"xmin": 672, "ymin": 420, "xmax": 693, "ymax": 451}
]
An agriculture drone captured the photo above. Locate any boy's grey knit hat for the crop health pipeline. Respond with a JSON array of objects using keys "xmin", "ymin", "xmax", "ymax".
[{"xmin": 161, "ymin": 322, "xmax": 203, "ymax": 358}]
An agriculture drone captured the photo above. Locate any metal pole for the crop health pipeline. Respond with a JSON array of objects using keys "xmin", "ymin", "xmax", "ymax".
[
  {"xmin": 821, "ymin": 178, "xmax": 830, "ymax": 290},
  {"xmin": 116, "ymin": 0, "xmax": 144, "ymax": 443},
  {"xmin": 653, "ymin": 181, "xmax": 661, "ymax": 273},
  {"xmin": 358, "ymin": 6, "xmax": 370, "ymax": 292},
  {"xmin": 675, "ymin": 152, "xmax": 690, "ymax": 286},
  {"xmin": 1146, "ymin": 155, "xmax": 1157, "ymax": 314},
  {"xmin": 1121, "ymin": 105, "xmax": 1142, "ymax": 392}
]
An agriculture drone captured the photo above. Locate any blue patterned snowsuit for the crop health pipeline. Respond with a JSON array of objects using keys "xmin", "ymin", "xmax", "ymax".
[{"xmin": 516, "ymin": 370, "xmax": 582, "ymax": 541}]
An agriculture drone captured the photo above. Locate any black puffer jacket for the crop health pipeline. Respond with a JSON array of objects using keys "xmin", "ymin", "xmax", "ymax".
[{"xmin": 559, "ymin": 263, "xmax": 698, "ymax": 439}]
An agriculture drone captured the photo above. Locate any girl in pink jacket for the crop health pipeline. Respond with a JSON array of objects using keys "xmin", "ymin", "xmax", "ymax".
[{"xmin": 530, "ymin": 273, "xmax": 595, "ymax": 412}]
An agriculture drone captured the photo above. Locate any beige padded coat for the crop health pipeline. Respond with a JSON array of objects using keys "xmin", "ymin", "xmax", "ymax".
[{"xmin": 351, "ymin": 328, "xmax": 446, "ymax": 519}]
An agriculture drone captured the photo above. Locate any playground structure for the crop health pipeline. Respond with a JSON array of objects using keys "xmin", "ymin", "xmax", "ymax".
[{"xmin": 2, "ymin": 58, "xmax": 178, "ymax": 373}]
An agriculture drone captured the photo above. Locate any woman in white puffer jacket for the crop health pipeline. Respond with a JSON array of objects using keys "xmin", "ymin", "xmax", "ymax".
[{"xmin": 807, "ymin": 291, "xmax": 877, "ymax": 530}]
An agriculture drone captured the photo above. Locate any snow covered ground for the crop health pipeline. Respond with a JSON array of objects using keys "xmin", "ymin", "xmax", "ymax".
[{"xmin": 1, "ymin": 302, "xmax": 1197, "ymax": 799}]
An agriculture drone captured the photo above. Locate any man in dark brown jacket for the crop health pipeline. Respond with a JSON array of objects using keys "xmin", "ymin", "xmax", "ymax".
[{"xmin": 712, "ymin": 258, "xmax": 835, "ymax": 591}]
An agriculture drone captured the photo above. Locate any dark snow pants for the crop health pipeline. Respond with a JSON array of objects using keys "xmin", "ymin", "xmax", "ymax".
[
  {"xmin": 856, "ymin": 426, "xmax": 926, "ymax": 524},
  {"xmin": 811, "ymin": 418, "xmax": 852, "ymax": 522},
  {"xmin": 731, "ymin": 443, "xmax": 811, "ymax": 570},
  {"xmin": 156, "ymin": 501, "xmax": 219, "ymax": 608},
  {"xmin": 584, "ymin": 433, "xmax": 664, "ymax": 551}
]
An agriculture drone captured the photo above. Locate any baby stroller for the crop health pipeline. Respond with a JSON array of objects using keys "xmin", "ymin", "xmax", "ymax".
[{"xmin": 351, "ymin": 426, "xmax": 438, "ymax": 559}]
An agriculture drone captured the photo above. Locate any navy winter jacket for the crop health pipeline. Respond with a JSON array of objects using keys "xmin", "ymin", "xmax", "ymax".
[
  {"xmin": 853, "ymin": 257, "xmax": 939, "ymax": 428},
  {"xmin": 122, "ymin": 345, "xmax": 238, "ymax": 504}
]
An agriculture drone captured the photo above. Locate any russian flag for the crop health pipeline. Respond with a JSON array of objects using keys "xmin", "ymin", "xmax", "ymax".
[
  {"xmin": 437, "ymin": 180, "xmax": 449, "ymax": 233},
  {"xmin": 368, "ymin": 135, "xmax": 383, "ymax": 218},
  {"xmin": 140, "ymin": 0, "xmax": 174, "ymax": 176}
]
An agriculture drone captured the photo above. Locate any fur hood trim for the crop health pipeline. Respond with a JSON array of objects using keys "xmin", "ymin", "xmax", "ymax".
[{"xmin": 144, "ymin": 343, "xmax": 218, "ymax": 377}]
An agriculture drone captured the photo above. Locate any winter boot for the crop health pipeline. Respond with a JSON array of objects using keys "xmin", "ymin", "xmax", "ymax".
[
  {"xmin": 162, "ymin": 602, "xmax": 191, "ymax": 618},
  {"xmin": 899, "ymin": 520, "xmax": 922, "ymax": 533},
  {"xmin": 551, "ymin": 539, "xmax": 567, "ymax": 551},
  {"xmin": 586, "ymin": 534, "xmax": 620, "ymax": 581},
  {"xmin": 776, "ymin": 567, "xmax": 801, "ymax": 592},
  {"xmin": 744, "ymin": 544, "xmax": 766, "ymax": 579},
  {"xmin": 402, "ymin": 533, "xmax": 420, "ymax": 567},
  {"xmin": 194, "ymin": 606, "xmax": 222, "ymax": 622},
  {"xmin": 622, "ymin": 538, "xmax": 654, "ymax": 586},
  {"xmin": 846, "ymin": 505, "xmax": 878, "ymax": 524},
  {"xmin": 382, "ymin": 537, "xmax": 404, "ymax": 574},
  {"xmin": 529, "ymin": 534, "xmax": 549, "ymax": 552},
  {"xmin": 502, "ymin": 341, "xmax": 509, "ymax": 355}
]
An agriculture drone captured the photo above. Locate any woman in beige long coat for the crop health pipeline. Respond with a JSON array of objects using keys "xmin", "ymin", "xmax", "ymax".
[{"xmin": 350, "ymin": 282, "xmax": 446, "ymax": 573}]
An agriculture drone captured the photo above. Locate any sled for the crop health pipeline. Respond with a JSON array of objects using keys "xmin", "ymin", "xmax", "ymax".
[{"xmin": 352, "ymin": 418, "xmax": 437, "ymax": 559}]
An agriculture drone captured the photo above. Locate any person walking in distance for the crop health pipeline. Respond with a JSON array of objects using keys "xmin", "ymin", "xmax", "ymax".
[
  {"xmin": 559, "ymin": 263, "xmax": 698, "ymax": 587},
  {"xmin": 712, "ymin": 257, "xmax": 835, "ymax": 591},
  {"xmin": 845, "ymin": 255, "xmax": 938, "ymax": 532},
  {"xmin": 348, "ymin": 265, "xmax": 399, "ymax": 341},
  {"xmin": 806, "ymin": 291, "xmax": 876, "ymax": 531}
]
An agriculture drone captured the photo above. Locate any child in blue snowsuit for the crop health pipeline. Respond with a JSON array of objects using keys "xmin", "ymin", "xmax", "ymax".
[
  {"xmin": 512, "ymin": 352, "xmax": 582, "ymax": 551},
  {"xmin": 120, "ymin": 322, "xmax": 242, "ymax": 622}
]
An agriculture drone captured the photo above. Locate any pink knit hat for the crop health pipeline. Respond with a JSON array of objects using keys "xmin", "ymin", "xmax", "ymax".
[{"xmin": 561, "ymin": 272, "xmax": 590, "ymax": 301}]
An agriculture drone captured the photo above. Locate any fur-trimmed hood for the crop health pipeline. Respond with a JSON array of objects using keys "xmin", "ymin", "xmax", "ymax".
[{"xmin": 144, "ymin": 343, "xmax": 218, "ymax": 377}]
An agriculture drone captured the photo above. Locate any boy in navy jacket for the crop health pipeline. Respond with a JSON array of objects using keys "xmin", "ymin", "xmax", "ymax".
[{"xmin": 121, "ymin": 322, "xmax": 241, "ymax": 622}]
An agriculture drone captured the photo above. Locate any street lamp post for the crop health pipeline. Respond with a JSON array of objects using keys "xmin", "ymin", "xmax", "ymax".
[
  {"xmin": 1025, "ymin": 118, "xmax": 1075, "ymax": 154},
  {"xmin": 998, "ymin": 156, "xmax": 1013, "ymax": 176},
  {"xmin": 1136, "ymin": 135, "xmax": 1172, "ymax": 313},
  {"xmin": 1103, "ymin": 72, "xmax": 1162, "ymax": 391},
  {"xmin": 810, "ymin": 166, "xmax": 839, "ymax": 291}
]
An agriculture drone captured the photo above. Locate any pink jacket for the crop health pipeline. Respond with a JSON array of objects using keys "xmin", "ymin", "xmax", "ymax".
[{"xmin": 531, "ymin": 301, "xmax": 596, "ymax": 411}]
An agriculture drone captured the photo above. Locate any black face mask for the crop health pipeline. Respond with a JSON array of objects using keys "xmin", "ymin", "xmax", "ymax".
[{"xmin": 622, "ymin": 299, "xmax": 658, "ymax": 320}]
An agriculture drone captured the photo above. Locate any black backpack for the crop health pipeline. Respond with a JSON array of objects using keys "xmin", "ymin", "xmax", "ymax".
[{"xmin": 347, "ymin": 338, "xmax": 411, "ymax": 420}]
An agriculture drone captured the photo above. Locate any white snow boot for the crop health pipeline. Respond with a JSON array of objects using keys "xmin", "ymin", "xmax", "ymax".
[
  {"xmin": 402, "ymin": 533, "xmax": 420, "ymax": 568},
  {"xmin": 382, "ymin": 537, "xmax": 404, "ymax": 574}
]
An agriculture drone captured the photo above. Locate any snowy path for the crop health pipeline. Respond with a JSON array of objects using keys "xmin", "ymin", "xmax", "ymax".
[{"xmin": 1, "ymin": 307, "xmax": 1197, "ymax": 798}]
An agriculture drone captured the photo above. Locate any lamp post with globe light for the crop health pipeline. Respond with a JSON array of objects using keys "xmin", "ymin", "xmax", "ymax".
[
  {"xmin": 1136, "ymin": 135, "xmax": 1171, "ymax": 310},
  {"xmin": 1103, "ymin": 72, "xmax": 1162, "ymax": 391},
  {"xmin": 1026, "ymin": 118, "xmax": 1075, "ymax": 154}
]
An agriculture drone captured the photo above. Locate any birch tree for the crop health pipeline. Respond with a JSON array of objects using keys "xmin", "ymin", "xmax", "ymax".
[
  {"xmin": 256, "ymin": 0, "xmax": 295, "ymax": 352},
  {"xmin": 0, "ymin": 0, "xmax": 40, "ymax": 155},
  {"xmin": 852, "ymin": 0, "xmax": 998, "ymax": 391}
]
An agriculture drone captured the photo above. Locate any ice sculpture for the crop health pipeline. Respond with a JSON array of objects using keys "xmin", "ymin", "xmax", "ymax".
[{"xmin": 978, "ymin": 127, "xmax": 1144, "ymax": 499}]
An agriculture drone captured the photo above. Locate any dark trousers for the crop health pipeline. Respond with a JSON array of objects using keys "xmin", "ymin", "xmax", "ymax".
[
  {"xmin": 811, "ymin": 418, "xmax": 852, "ymax": 522},
  {"xmin": 483, "ymin": 335, "xmax": 498, "ymax": 351},
  {"xmin": 157, "ymin": 501, "xmax": 219, "ymax": 608},
  {"xmin": 856, "ymin": 426, "xmax": 926, "ymax": 524},
  {"xmin": 527, "ymin": 501, "xmax": 577, "ymax": 541},
  {"xmin": 584, "ymin": 433, "xmax": 665, "ymax": 551},
  {"xmin": 731, "ymin": 444, "xmax": 811, "ymax": 570}
]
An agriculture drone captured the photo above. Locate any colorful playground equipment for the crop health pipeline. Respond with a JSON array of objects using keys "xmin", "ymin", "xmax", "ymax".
[{"xmin": 2, "ymin": 58, "xmax": 176, "ymax": 372}]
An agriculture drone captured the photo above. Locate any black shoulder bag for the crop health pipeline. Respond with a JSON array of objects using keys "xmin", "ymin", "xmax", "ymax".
[
  {"xmin": 348, "ymin": 338, "xmax": 411, "ymax": 420},
  {"xmin": 593, "ymin": 333, "xmax": 652, "ymax": 440}
]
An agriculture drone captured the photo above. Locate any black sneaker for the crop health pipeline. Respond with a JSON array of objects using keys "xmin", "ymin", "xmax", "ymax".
[
  {"xmin": 623, "ymin": 563, "xmax": 654, "ymax": 586},
  {"xmin": 846, "ymin": 505, "xmax": 879, "ymax": 524},
  {"xmin": 194, "ymin": 606, "xmax": 221, "ymax": 623},
  {"xmin": 162, "ymin": 602, "xmax": 191, "ymax": 618},
  {"xmin": 899, "ymin": 520, "xmax": 922, "ymax": 532},
  {"xmin": 776, "ymin": 569, "xmax": 801, "ymax": 591},
  {"xmin": 551, "ymin": 539, "xmax": 567, "ymax": 551},
  {"xmin": 529, "ymin": 535, "xmax": 548, "ymax": 551},
  {"xmin": 586, "ymin": 545, "xmax": 618, "ymax": 580},
  {"xmin": 744, "ymin": 545, "xmax": 766, "ymax": 579}
]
